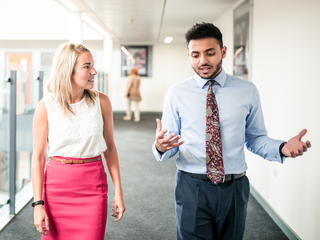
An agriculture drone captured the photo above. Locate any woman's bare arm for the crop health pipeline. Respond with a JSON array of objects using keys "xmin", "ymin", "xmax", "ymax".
[
  {"xmin": 31, "ymin": 100, "xmax": 49, "ymax": 236},
  {"xmin": 100, "ymin": 92, "xmax": 125, "ymax": 221}
]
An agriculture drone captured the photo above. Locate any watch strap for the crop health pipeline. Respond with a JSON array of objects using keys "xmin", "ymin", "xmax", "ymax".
[{"xmin": 31, "ymin": 200, "xmax": 44, "ymax": 207}]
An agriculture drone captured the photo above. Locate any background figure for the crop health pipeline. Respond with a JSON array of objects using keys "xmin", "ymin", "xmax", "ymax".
[{"xmin": 123, "ymin": 68, "xmax": 142, "ymax": 122}]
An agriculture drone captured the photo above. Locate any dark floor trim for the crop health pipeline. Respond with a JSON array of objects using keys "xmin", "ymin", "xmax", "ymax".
[
  {"xmin": 113, "ymin": 111, "xmax": 162, "ymax": 115},
  {"xmin": 250, "ymin": 185, "xmax": 301, "ymax": 240}
]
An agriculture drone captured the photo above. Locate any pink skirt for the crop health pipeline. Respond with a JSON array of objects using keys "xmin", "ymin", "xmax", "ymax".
[{"xmin": 42, "ymin": 156, "xmax": 108, "ymax": 240}]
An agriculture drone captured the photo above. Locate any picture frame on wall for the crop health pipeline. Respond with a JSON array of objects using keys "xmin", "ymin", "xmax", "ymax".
[
  {"xmin": 233, "ymin": 0, "xmax": 250, "ymax": 80},
  {"xmin": 121, "ymin": 45, "xmax": 149, "ymax": 77}
]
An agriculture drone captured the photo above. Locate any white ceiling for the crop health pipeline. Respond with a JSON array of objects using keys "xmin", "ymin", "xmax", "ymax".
[{"xmin": 58, "ymin": 0, "xmax": 239, "ymax": 43}]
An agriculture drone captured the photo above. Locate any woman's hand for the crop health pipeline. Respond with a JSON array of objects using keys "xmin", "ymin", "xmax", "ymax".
[
  {"xmin": 34, "ymin": 205, "xmax": 49, "ymax": 236},
  {"xmin": 111, "ymin": 195, "xmax": 126, "ymax": 222}
]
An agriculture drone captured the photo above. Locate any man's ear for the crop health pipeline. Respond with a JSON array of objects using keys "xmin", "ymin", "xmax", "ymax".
[{"xmin": 222, "ymin": 46, "xmax": 227, "ymax": 59}]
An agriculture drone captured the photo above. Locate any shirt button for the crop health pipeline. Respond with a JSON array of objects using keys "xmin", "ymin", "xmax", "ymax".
[{"xmin": 275, "ymin": 156, "xmax": 278, "ymax": 159}]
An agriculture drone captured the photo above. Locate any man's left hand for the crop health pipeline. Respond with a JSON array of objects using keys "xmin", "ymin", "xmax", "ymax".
[{"xmin": 281, "ymin": 129, "xmax": 311, "ymax": 158}]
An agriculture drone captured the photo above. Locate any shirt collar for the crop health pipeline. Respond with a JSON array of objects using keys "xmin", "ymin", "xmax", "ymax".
[{"xmin": 194, "ymin": 68, "xmax": 226, "ymax": 89}]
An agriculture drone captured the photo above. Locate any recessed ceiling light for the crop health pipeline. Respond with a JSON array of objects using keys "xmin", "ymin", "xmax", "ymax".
[
  {"xmin": 164, "ymin": 37, "xmax": 173, "ymax": 43},
  {"xmin": 59, "ymin": 0, "xmax": 78, "ymax": 11},
  {"xmin": 81, "ymin": 13, "xmax": 111, "ymax": 39}
]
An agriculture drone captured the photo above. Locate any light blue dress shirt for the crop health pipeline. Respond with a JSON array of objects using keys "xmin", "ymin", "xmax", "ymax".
[{"xmin": 152, "ymin": 68, "xmax": 286, "ymax": 174}]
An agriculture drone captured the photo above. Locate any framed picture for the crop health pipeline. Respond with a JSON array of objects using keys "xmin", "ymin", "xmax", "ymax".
[
  {"xmin": 121, "ymin": 45, "xmax": 149, "ymax": 77},
  {"xmin": 233, "ymin": 0, "xmax": 250, "ymax": 80}
]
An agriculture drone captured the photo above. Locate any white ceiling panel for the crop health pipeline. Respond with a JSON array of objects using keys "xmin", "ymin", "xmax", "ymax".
[
  {"xmin": 159, "ymin": 0, "xmax": 238, "ymax": 43},
  {"xmin": 60, "ymin": 0, "xmax": 239, "ymax": 43},
  {"xmin": 81, "ymin": 0, "xmax": 165, "ymax": 41}
]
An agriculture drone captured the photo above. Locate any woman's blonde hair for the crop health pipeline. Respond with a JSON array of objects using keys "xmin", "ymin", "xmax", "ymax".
[{"xmin": 46, "ymin": 42, "xmax": 97, "ymax": 117}]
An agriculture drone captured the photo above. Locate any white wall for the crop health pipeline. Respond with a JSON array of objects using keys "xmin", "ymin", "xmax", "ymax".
[
  {"xmin": 216, "ymin": 0, "xmax": 320, "ymax": 239},
  {"xmin": 110, "ymin": 42, "xmax": 194, "ymax": 112},
  {"xmin": 214, "ymin": 7, "xmax": 234, "ymax": 75}
]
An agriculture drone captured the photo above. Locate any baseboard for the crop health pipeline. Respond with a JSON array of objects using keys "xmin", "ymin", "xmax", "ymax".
[
  {"xmin": 113, "ymin": 111, "xmax": 162, "ymax": 115},
  {"xmin": 250, "ymin": 185, "xmax": 301, "ymax": 240}
]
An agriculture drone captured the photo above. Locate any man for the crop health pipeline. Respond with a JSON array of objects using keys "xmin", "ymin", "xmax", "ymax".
[{"xmin": 152, "ymin": 22, "xmax": 311, "ymax": 240}]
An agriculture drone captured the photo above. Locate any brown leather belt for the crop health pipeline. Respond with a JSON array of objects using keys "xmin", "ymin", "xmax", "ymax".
[{"xmin": 50, "ymin": 156, "xmax": 102, "ymax": 164}]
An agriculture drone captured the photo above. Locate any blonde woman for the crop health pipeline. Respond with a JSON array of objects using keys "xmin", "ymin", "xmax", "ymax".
[
  {"xmin": 123, "ymin": 68, "xmax": 142, "ymax": 122},
  {"xmin": 31, "ymin": 42, "xmax": 125, "ymax": 239}
]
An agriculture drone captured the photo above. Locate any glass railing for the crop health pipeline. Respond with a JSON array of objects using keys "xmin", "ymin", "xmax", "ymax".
[
  {"xmin": 0, "ymin": 65, "xmax": 10, "ymax": 209},
  {"xmin": 0, "ymin": 63, "xmax": 108, "ymax": 229},
  {"xmin": 0, "ymin": 64, "xmax": 48, "ymax": 228}
]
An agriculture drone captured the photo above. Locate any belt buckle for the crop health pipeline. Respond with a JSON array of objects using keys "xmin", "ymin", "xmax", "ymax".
[{"xmin": 220, "ymin": 175, "xmax": 225, "ymax": 183}]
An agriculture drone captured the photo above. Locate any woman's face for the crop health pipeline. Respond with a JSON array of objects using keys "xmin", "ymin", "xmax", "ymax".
[{"xmin": 71, "ymin": 51, "xmax": 97, "ymax": 90}]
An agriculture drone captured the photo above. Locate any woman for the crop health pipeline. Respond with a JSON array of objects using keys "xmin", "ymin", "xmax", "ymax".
[
  {"xmin": 123, "ymin": 68, "xmax": 142, "ymax": 122},
  {"xmin": 31, "ymin": 42, "xmax": 125, "ymax": 240}
]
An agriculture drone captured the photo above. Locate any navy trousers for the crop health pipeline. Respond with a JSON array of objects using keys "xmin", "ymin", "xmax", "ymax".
[{"xmin": 175, "ymin": 169, "xmax": 250, "ymax": 240}]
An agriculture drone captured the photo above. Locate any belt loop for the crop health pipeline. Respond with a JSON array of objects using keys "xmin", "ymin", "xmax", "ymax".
[{"xmin": 220, "ymin": 175, "xmax": 225, "ymax": 183}]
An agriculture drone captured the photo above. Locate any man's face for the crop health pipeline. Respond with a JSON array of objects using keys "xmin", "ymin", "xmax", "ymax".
[{"xmin": 188, "ymin": 38, "xmax": 227, "ymax": 79}]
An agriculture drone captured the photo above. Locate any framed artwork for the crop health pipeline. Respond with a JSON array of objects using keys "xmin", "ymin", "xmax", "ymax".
[
  {"xmin": 121, "ymin": 46, "xmax": 149, "ymax": 77},
  {"xmin": 233, "ymin": 0, "xmax": 250, "ymax": 80}
]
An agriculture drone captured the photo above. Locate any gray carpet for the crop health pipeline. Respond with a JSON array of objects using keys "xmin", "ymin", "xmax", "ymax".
[{"xmin": 0, "ymin": 113, "xmax": 288, "ymax": 240}]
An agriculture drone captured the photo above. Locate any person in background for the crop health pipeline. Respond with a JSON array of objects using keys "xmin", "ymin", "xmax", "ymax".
[
  {"xmin": 123, "ymin": 68, "xmax": 142, "ymax": 122},
  {"xmin": 152, "ymin": 22, "xmax": 311, "ymax": 240},
  {"xmin": 32, "ymin": 42, "xmax": 125, "ymax": 240}
]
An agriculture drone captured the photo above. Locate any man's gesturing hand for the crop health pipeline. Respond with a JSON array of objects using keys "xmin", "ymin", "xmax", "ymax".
[
  {"xmin": 281, "ymin": 129, "xmax": 311, "ymax": 158},
  {"xmin": 155, "ymin": 118, "xmax": 184, "ymax": 153}
]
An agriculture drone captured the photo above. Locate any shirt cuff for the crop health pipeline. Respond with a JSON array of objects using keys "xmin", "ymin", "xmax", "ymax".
[
  {"xmin": 272, "ymin": 140, "xmax": 287, "ymax": 163},
  {"xmin": 152, "ymin": 142, "xmax": 170, "ymax": 162},
  {"xmin": 279, "ymin": 142, "xmax": 287, "ymax": 158}
]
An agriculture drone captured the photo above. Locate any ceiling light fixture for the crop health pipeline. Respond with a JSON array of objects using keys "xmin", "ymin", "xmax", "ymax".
[
  {"xmin": 59, "ymin": 0, "xmax": 78, "ymax": 11},
  {"xmin": 81, "ymin": 13, "xmax": 111, "ymax": 39},
  {"xmin": 164, "ymin": 37, "xmax": 173, "ymax": 43},
  {"xmin": 120, "ymin": 46, "xmax": 135, "ymax": 63}
]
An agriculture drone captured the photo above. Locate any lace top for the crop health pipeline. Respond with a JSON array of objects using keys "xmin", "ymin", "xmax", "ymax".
[{"xmin": 43, "ymin": 93, "xmax": 107, "ymax": 158}]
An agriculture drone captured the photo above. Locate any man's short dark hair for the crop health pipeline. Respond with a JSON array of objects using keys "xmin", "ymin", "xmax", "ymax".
[{"xmin": 185, "ymin": 22, "xmax": 223, "ymax": 48}]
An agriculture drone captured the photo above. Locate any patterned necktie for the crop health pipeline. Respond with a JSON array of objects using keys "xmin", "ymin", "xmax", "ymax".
[{"xmin": 206, "ymin": 80, "xmax": 224, "ymax": 185}]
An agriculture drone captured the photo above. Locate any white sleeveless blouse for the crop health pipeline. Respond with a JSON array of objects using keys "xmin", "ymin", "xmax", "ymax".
[{"xmin": 43, "ymin": 93, "xmax": 107, "ymax": 158}]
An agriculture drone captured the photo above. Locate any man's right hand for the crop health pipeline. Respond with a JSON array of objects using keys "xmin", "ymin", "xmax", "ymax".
[{"xmin": 155, "ymin": 118, "xmax": 184, "ymax": 153}]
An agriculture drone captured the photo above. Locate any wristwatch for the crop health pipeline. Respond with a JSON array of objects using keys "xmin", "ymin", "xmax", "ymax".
[
  {"xmin": 279, "ymin": 142, "xmax": 287, "ymax": 157},
  {"xmin": 31, "ymin": 200, "xmax": 45, "ymax": 207}
]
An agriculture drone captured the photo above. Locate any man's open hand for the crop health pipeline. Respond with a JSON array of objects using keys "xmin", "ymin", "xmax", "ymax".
[
  {"xmin": 281, "ymin": 129, "xmax": 311, "ymax": 157},
  {"xmin": 155, "ymin": 118, "xmax": 184, "ymax": 153}
]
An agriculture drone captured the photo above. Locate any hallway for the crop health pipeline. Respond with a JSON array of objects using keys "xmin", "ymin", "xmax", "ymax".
[{"xmin": 0, "ymin": 113, "xmax": 288, "ymax": 240}]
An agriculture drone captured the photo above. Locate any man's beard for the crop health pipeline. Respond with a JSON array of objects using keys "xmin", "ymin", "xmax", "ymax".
[{"xmin": 193, "ymin": 59, "xmax": 222, "ymax": 80}]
